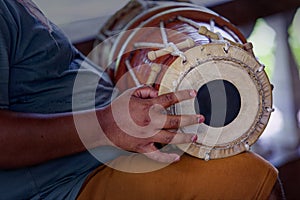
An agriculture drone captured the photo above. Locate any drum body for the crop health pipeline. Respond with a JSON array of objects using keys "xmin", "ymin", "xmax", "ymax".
[{"xmin": 92, "ymin": 0, "xmax": 273, "ymax": 160}]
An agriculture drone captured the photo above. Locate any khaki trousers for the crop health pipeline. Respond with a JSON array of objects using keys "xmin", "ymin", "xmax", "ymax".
[{"xmin": 77, "ymin": 152, "xmax": 277, "ymax": 200}]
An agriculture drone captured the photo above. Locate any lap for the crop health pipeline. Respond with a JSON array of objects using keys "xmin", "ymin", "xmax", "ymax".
[{"xmin": 77, "ymin": 152, "xmax": 278, "ymax": 200}]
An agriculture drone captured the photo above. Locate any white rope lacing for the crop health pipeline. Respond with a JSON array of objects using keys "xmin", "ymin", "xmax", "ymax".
[
  {"xmin": 160, "ymin": 21, "xmax": 186, "ymax": 62},
  {"xmin": 210, "ymin": 18, "xmax": 215, "ymax": 33},
  {"xmin": 167, "ymin": 42, "xmax": 187, "ymax": 61},
  {"xmin": 215, "ymin": 32, "xmax": 230, "ymax": 52},
  {"xmin": 134, "ymin": 42, "xmax": 165, "ymax": 49},
  {"xmin": 178, "ymin": 15, "xmax": 231, "ymax": 52},
  {"xmin": 160, "ymin": 21, "xmax": 169, "ymax": 45},
  {"xmin": 177, "ymin": 15, "xmax": 200, "ymax": 29},
  {"xmin": 125, "ymin": 59, "xmax": 141, "ymax": 87},
  {"xmin": 134, "ymin": 21, "xmax": 187, "ymax": 62}
]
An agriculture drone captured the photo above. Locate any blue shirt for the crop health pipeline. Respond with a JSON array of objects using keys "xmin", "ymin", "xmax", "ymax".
[{"xmin": 0, "ymin": 0, "xmax": 123, "ymax": 199}]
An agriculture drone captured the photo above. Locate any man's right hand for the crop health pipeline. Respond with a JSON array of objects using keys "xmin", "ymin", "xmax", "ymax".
[{"xmin": 98, "ymin": 86, "xmax": 204, "ymax": 163}]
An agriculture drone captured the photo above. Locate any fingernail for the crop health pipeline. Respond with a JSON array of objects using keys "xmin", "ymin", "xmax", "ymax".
[
  {"xmin": 174, "ymin": 155, "xmax": 180, "ymax": 162},
  {"xmin": 191, "ymin": 134, "xmax": 198, "ymax": 142},
  {"xmin": 198, "ymin": 115, "xmax": 205, "ymax": 123},
  {"xmin": 190, "ymin": 90, "xmax": 197, "ymax": 97}
]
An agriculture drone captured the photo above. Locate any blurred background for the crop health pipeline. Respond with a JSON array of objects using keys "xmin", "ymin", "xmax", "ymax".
[{"xmin": 34, "ymin": 0, "xmax": 300, "ymax": 198}]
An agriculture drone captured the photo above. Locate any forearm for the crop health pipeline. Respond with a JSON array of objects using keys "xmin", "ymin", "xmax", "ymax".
[
  {"xmin": 0, "ymin": 109, "xmax": 108, "ymax": 169},
  {"xmin": 0, "ymin": 87, "xmax": 202, "ymax": 168}
]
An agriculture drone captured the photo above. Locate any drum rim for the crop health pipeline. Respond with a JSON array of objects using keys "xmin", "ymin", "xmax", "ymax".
[{"xmin": 158, "ymin": 43, "xmax": 273, "ymax": 160}]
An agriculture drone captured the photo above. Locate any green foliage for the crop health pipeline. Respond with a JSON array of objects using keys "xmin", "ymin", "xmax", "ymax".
[
  {"xmin": 247, "ymin": 19, "xmax": 276, "ymax": 79},
  {"xmin": 289, "ymin": 8, "xmax": 300, "ymax": 73}
]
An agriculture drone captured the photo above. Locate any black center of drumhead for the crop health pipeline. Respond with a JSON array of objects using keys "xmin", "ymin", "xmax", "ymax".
[{"xmin": 194, "ymin": 80, "xmax": 241, "ymax": 128}]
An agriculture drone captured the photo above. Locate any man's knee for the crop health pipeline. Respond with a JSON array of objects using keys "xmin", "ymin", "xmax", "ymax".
[{"xmin": 78, "ymin": 152, "xmax": 278, "ymax": 200}]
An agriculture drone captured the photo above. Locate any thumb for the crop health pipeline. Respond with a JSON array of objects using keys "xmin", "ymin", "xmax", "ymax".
[{"xmin": 143, "ymin": 144, "xmax": 181, "ymax": 163}]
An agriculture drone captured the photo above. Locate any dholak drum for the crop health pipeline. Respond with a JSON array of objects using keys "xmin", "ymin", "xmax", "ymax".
[{"xmin": 92, "ymin": 0, "xmax": 274, "ymax": 160}]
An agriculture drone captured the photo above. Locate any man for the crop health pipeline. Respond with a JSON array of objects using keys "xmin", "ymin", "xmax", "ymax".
[{"xmin": 0, "ymin": 0, "xmax": 281, "ymax": 199}]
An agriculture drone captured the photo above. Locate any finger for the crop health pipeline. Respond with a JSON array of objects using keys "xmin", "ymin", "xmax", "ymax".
[
  {"xmin": 153, "ymin": 89, "xmax": 197, "ymax": 108},
  {"xmin": 144, "ymin": 144, "xmax": 181, "ymax": 163},
  {"xmin": 162, "ymin": 114, "xmax": 205, "ymax": 129},
  {"xmin": 133, "ymin": 85, "xmax": 158, "ymax": 99},
  {"xmin": 152, "ymin": 130, "xmax": 198, "ymax": 144}
]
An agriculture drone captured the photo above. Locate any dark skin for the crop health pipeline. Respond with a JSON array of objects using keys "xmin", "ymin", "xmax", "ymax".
[{"xmin": 0, "ymin": 86, "xmax": 204, "ymax": 169}]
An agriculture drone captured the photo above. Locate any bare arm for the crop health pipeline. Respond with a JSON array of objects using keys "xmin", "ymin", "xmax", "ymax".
[
  {"xmin": 0, "ymin": 86, "xmax": 203, "ymax": 169},
  {"xmin": 0, "ymin": 108, "xmax": 104, "ymax": 169}
]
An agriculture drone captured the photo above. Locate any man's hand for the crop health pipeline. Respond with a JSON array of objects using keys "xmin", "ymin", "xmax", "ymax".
[{"xmin": 98, "ymin": 86, "xmax": 204, "ymax": 163}]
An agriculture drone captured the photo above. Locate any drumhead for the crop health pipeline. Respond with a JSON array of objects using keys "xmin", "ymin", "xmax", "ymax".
[{"xmin": 159, "ymin": 43, "xmax": 273, "ymax": 160}]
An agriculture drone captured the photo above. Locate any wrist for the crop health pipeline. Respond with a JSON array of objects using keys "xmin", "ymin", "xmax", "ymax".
[
  {"xmin": 72, "ymin": 108, "xmax": 109, "ymax": 149},
  {"xmin": 94, "ymin": 106, "xmax": 114, "ymax": 147}
]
